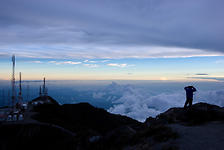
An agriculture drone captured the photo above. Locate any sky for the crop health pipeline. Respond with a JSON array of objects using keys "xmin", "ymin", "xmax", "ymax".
[{"xmin": 0, "ymin": 0, "xmax": 224, "ymax": 81}]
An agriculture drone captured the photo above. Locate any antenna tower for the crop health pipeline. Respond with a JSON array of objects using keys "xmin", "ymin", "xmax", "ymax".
[
  {"xmin": 43, "ymin": 77, "xmax": 48, "ymax": 96},
  {"xmin": 11, "ymin": 55, "xmax": 16, "ymax": 111},
  {"xmin": 8, "ymin": 90, "xmax": 10, "ymax": 107},
  {"xmin": 18, "ymin": 72, "xmax": 23, "ymax": 106},
  {"xmin": 2, "ymin": 89, "xmax": 5, "ymax": 106},
  {"xmin": 39, "ymin": 86, "xmax": 42, "ymax": 97}
]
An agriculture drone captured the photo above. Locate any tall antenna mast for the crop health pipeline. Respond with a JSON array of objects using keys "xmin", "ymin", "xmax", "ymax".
[
  {"xmin": 11, "ymin": 55, "xmax": 16, "ymax": 111},
  {"xmin": 39, "ymin": 86, "xmax": 42, "ymax": 97},
  {"xmin": 43, "ymin": 77, "xmax": 45, "ymax": 95},
  {"xmin": 2, "ymin": 89, "xmax": 5, "ymax": 106},
  {"xmin": 8, "ymin": 89, "xmax": 10, "ymax": 107},
  {"xmin": 43, "ymin": 77, "xmax": 48, "ymax": 96},
  {"xmin": 18, "ymin": 72, "xmax": 23, "ymax": 106}
]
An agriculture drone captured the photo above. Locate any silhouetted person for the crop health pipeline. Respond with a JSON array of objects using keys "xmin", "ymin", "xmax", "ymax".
[{"xmin": 184, "ymin": 86, "xmax": 197, "ymax": 108}]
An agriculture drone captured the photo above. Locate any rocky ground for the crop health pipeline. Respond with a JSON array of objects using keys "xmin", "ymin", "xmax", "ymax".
[
  {"xmin": 169, "ymin": 122, "xmax": 224, "ymax": 150},
  {"xmin": 143, "ymin": 102, "xmax": 224, "ymax": 150},
  {"xmin": 1, "ymin": 101, "xmax": 224, "ymax": 150}
]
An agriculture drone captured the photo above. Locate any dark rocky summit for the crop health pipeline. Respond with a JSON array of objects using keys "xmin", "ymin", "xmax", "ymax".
[
  {"xmin": 146, "ymin": 102, "xmax": 224, "ymax": 126},
  {"xmin": 1, "ymin": 102, "xmax": 224, "ymax": 150},
  {"xmin": 144, "ymin": 103, "xmax": 224, "ymax": 150}
]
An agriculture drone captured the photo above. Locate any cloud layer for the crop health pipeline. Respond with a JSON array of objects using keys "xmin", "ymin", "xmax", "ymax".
[
  {"xmin": 101, "ymin": 82, "xmax": 224, "ymax": 122},
  {"xmin": 0, "ymin": 0, "xmax": 224, "ymax": 58}
]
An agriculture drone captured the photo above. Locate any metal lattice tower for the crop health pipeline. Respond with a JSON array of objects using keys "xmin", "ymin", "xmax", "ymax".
[
  {"xmin": 2, "ymin": 89, "xmax": 5, "ymax": 106},
  {"xmin": 11, "ymin": 55, "xmax": 16, "ymax": 111},
  {"xmin": 39, "ymin": 86, "xmax": 42, "ymax": 97},
  {"xmin": 7, "ymin": 90, "xmax": 10, "ymax": 107},
  {"xmin": 43, "ymin": 77, "xmax": 48, "ymax": 96},
  {"xmin": 18, "ymin": 72, "xmax": 23, "ymax": 106}
]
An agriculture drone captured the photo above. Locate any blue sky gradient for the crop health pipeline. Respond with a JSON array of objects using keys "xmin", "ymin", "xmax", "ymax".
[
  {"xmin": 1, "ymin": 56, "xmax": 224, "ymax": 80},
  {"xmin": 0, "ymin": 0, "xmax": 224, "ymax": 80}
]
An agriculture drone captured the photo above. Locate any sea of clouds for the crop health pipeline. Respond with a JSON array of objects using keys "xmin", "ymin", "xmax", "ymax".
[{"xmin": 92, "ymin": 82, "xmax": 224, "ymax": 122}]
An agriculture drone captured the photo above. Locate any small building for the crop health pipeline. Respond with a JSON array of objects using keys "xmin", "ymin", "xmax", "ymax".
[
  {"xmin": 7, "ymin": 111, "xmax": 24, "ymax": 121},
  {"xmin": 30, "ymin": 96, "xmax": 59, "ymax": 106}
]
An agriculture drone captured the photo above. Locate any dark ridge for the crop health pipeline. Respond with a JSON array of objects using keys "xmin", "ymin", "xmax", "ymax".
[
  {"xmin": 32, "ymin": 102, "xmax": 141, "ymax": 135},
  {"xmin": 30, "ymin": 102, "xmax": 145, "ymax": 150}
]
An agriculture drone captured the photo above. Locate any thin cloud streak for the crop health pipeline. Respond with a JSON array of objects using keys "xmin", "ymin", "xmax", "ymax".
[
  {"xmin": 49, "ymin": 61, "xmax": 82, "ymax": 65},
  {"xmin": 187, "ymin": 77, "xmax": 224, "ymax": 82},
  {"xmin": 195, "ymin": 73, "xmax": 209, "ymax": 76},
  {"xmin": 83, "ymin": 64, "xmax": 99, "ymax": 68},
  {"xmin": 107, "ymin": 63, "xmax": 127, "ymax": 68},
  {"xmin": 29, "ymin": 61, "xmax": 43, "ymax": 63}
]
